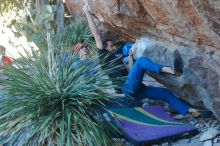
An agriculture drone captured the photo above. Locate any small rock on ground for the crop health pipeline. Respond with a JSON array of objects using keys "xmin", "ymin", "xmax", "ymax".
[
  {"xmin": 204, "ymin": 140, "xmax": 212, "ymax": 146},
  {"xmin": 200, "ymin": 128, "xmax": 219, "ymax": 141}
]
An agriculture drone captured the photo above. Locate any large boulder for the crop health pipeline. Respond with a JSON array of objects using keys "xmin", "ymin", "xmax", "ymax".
[
  {"xmin": 136, "ymin": 39, "xmax": 220, "ymax": 120},
  {"xmin": 65, "ymin": 0, "xmax": 220, "ymax": 120}
]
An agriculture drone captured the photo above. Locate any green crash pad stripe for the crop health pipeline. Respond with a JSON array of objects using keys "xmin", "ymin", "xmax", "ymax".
[
  {"xmin": 110, "ymin": 108, "xmax": 185, "ymax": 126},
  {"xmin": 135, "ymin": 107, "xmax": 180, "ymax": 124}
]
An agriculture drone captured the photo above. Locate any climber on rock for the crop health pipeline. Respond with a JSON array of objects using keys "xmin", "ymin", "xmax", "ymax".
[
  {"xmin": 82, "ymin": 3, "xmax": 211, "ymax": 117},
  {"xmin": 123, "ymin": 39, "xmax": 203, "ymax": 116},
  {"xmin": 83, "ymin": 3, "xmax": 128, "ymax": 93}
]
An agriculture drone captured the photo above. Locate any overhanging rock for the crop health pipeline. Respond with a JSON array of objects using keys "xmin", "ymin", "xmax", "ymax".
[{"xmin": 65, "ymin": 0, "xmax": 220, "ymax": 120}]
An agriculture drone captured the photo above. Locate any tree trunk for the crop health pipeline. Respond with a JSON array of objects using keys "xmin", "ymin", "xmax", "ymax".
[{"xmin": 56, "ymin": 0, "xmax": 64, "ymax": 33}]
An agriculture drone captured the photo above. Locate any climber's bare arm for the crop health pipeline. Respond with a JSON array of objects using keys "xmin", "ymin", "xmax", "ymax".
[{"xmin": 83, "ymin": 4, "xmax": 103, "ymax": 50}]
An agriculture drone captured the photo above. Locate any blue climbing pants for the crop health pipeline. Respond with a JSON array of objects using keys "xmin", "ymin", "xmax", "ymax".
[{"xmin": 121, "ymin": 57, "xmax": 190, "ymax": 115}]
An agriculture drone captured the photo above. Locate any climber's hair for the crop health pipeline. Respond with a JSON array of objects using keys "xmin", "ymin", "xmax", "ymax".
[{"xmin": 101, "ymin": 37, "xmax": 113, "ymax": 50}]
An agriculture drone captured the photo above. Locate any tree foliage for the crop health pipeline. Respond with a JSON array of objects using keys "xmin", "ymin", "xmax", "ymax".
[{"xmin": 0, "ymin": 0, "xmax": 29, "ymax": 13}]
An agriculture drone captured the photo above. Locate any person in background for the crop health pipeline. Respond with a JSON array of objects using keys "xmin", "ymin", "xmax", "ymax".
[
  {"xmin": 72, "ymin": 43, "xmax": 90, "ymax": 66},
  {"xmin": 70, "ymin": 43, "xmax": 100, "ymax": 79},
  {"xmin": 0, "ymin": 45, "xmax": 13, "ymax": 69},
  {"xmin": 63, "ymin": 43, "xmax": 87, "ymax": 65}
]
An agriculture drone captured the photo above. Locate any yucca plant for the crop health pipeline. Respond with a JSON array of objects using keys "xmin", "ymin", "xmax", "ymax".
[
  {"xmin": 0, "ymin": 24, "xmax": 121, "ymax": 146},
  {"xmin": 0, "ymin": 50, "xmax": 119, "ymax": 146}
]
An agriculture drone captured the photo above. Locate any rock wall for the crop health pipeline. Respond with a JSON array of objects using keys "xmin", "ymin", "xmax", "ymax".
[
  {"xmin": 65, "ymin": 0, "xmax": 220, "ymax": 120},
  {"xmin": 65, "ymin": 0, "xmax": 84, "ymax": 19},
  {"xmin": 66, "ymin": 0, "xmax": 220, "ymax": 49},
  {"xmin": 137, "ymin": 39, "xmax": 220, "ymax": 120}
]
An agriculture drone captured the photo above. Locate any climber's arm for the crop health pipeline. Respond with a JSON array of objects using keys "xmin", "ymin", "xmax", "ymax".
[{"xmin": 83, "ymin": 5, "xmax": 103, "ymax": 50}]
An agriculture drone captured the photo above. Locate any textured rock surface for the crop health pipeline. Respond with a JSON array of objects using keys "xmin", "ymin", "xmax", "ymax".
[
  {"xmin": 65, "ymin": 0, "xmax": 220, "ymax": 120},
  {"xmin": 203, "ymin": 140, "xmax": 213, "ymax": 146},
  {"xmin": 200, "ymin": 128, "xmax": 219, "ymax": 141},
  {"xmin": 66, "ymin": 0, "xmax": 220, "ymax": 49},
  {"xmin": 65, "ymin": 0, "xmax": 84, "ymax": 19},
  {"xmin": 139, "ymin": 39, "xmax": 220, "ymax": 121}
]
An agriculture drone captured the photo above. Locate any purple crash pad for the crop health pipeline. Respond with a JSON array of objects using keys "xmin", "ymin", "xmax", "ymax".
[{"xmin": 110, "ymin": 105, "xmax": 197, "ymax": 144}]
